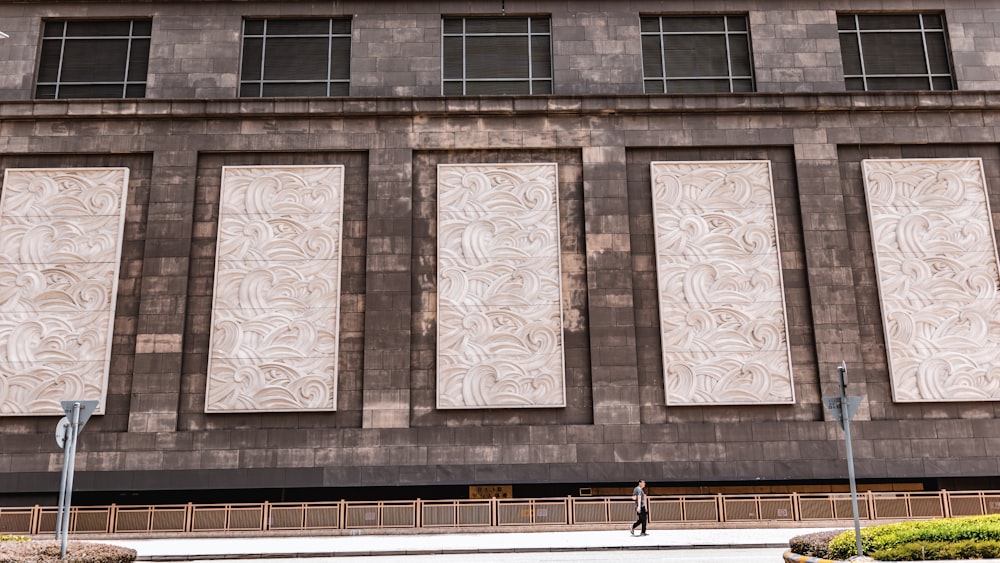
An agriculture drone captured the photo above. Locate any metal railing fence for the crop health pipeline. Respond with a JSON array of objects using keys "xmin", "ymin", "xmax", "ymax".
[{"xmin": 2, "ymin": 490, "xmax": 998, "ymax": 536}]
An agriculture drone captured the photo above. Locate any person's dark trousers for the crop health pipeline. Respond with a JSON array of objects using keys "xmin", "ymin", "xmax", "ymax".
[{"xmin": 631, "ymin": 507, "xmax": 648, "ymax": 534}]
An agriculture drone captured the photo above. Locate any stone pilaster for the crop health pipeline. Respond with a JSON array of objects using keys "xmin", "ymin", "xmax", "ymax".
[
  {"xmin": 362, "ymin": 148, "xmax": 413, "ymax": 428},
  {"xmin": 128, "ymin": 150, "xmax": 197, "ymax": 432},
  {"xmin": 583, "ymin": 146, "xmax": 640, "ymax": 425}
]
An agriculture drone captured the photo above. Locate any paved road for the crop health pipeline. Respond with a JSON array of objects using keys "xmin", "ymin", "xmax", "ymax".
[{"xmin": 185, "ymin": 548, "xmax": 790, "ymax": 562}]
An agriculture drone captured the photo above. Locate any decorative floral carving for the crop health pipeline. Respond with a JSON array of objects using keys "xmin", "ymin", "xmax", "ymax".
[
  {"xmin": 205, "ymin": 166, "xmax": 344, "ymax": 412},
  {"xmin": 0, "ymin": 168, "xmax": 129, "ymax": 416},
  {"xmin": 864, "ymin": 158, "xmax": 1000, "ymax": 402},
  {"xmin": 651, "ymin": 161, "xmax": 794, "ymax": 405},
  {"xmin": 437, "ymin": 164, "xmax": 566, "ymax": 408}
]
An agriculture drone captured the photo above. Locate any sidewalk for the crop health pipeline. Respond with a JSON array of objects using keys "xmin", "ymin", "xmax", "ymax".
[{"xmin": 98, "ymin": 527, "xmax": 836, "ymax": 561}]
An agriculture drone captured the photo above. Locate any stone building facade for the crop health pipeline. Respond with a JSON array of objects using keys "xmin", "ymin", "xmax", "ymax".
[{"xmin": 2, "ymin": 0, "xmax": 1000, "ymax": 504}]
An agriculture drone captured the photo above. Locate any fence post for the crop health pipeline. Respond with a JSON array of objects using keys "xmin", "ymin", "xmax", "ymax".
[
  {"xmin": 942, "ymin": 490, "xmax": 951, "ymax": 518},
  {"xmin": 717, "ymin": 493, "xmax": 725, "ymax": 523},
  {"xmin": 567, "ymin": 496, "xmax": 574, "ymax": 525},
  {"xmin": 26, "ymin": 505, "xmax": 36, "ymax": 536}
]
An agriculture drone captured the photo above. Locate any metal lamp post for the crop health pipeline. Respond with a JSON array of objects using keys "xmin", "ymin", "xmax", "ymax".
[
  {"xmin": 54, "ymin": 400, "xmax": 98, "ymax": 559},
  {"xmin": 822, "ymin": 362, "xmax": 864, "ymax": 558}
]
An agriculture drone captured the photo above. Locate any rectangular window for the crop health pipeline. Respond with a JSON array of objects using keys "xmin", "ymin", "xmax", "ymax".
[
  {"xmin": 240, "ymin": 18, "xmax": 351, "ymax": 97},
  {"xmin": 838, "ymin": 13, "xmax": 954, "ymax": 91},
  {"xmin": 640, "ymin": 15, "xmax": 754, "ymax": 94},
  {"xmin": 442, "ymin": 16, "xmax": 552, "ymax": 95},
  {"xmin": 36, "ymin": 20, "xmax": 151, "ymax": 99}
]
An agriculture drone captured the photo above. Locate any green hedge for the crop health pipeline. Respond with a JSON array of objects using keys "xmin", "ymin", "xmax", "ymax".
[
  {"xmin": 829, "ymin": 514, "xmax": 1000, "ymax": 560},
  {"xmin": 869, "ymin": 539, "xmax": 1000, "ymax": 561}
]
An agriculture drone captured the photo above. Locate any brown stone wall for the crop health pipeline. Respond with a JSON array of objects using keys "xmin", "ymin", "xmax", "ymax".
[
  {"xmin": 2, "ymin": 0, "xmax": 1000, "ymax": 496},
  {"xmin": 2, "ymin": 95, "xmax": 1000, "ymax": 497},
  {"xmin": 0, "ymin": 94, "xmax": 1000, "ymax": 494},
  {"xmin": 5, "ymin": 1, "xmax": 1000, "ymax": 101}
]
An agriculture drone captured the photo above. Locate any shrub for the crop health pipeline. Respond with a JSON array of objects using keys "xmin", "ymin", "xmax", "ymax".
[
  {"xmin": 0, "ymin": 538, "xmax": 29, "ymax": 543},
  {"xmin": 828, "ymin": 514, "xmax": 1000, "ymax": 559},
  {"xmin": 869, "ymin": 539, "xmax": 1000, "ymax": 561},
  {"xmin": 0, "ymin": 540, "xmax": 136, "ymax": 563},
  {"xmin": 788, "ymin": 529, "xmax": 846, "ymax": 558}
]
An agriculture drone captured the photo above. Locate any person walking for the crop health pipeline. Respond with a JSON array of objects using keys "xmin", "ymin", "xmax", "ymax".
[{"xmin": 629, "ymin": 479, "xmax": 649, "ymax": 536}]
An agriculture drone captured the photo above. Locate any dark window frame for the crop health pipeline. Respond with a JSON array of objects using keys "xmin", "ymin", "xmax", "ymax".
[
  {"xmin": 640, "ymin": 14, "xmax": 755, "ymax": 94},
  {"xmin": 441, "ymin": 16, "xmax": 553, "ymax": 96},
  {"xmin": 239, "ymin": 18, "xmax": 352, "ymax": 98},
  {"xmin": 838, "ymin": 12, "xmax": 954, "ymax": 91},
  {"xmin": 35, "ymin": 19, "xmax": 151, "ymax": 100}
]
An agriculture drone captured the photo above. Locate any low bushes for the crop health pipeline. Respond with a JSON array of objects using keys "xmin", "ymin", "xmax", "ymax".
[
  {"xmin": 813, "ymin": 514, "xmax": 1000, "ymax": 561},
  {"xmin": 788, "ymin": 529, "xmax": 846, "ymax": 559},
  {"xmin": 0, "ymin": 539, "xmax": 136, "ymax": 563},
  {"xmin": 868, "ymin": 539, "xmax": 1000, "ymax": 561}
]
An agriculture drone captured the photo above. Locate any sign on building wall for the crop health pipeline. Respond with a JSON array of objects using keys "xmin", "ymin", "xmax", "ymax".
[
  {"xmin": 436, "ymin": 163, "xmax": 566, "ymax": 409},
  {"xmin": 205, "ymin": 166, "xmax": 344, "ymax": 412},
  {"xmin": 863, "ymin": 158, "xmax": 1000, "ymax": 402},
  {"xmin": 650, "ymin": 161, "xmax": 795, "ymax": 405},
  {"xmin": 469, "ymin": 485, "xmax": 512, "ymax": 499},
  {"xmin": 0, "ymin": 168, "xmax": 129, "ymax": 416}
]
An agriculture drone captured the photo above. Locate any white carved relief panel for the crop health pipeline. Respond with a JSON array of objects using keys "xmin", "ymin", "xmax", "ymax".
[
  {"xmin": 205, "ymin": 166, "xmax": 344, "ymax": 412},
  {"xmin": 863, "ymin": 158, "xmax": 1000, "ymax": 402},
  {"xmin": 437, "ymin": 163, "xmax": 566, "ymax": 408},
  {"xmin": 651, "ymin": 161, "xmax": 794, "ymax": 405},
  {"xmin": 0, "ymin": 168, "xmax": 129, "ymax": 416}
]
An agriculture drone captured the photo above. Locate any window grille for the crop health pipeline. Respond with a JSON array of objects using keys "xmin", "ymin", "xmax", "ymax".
[
  {"xmin": 838, "ymin": 13, "xmax": 954, "ymax": 91},
  {"xmin": 240, "ymin": 18, "xmax": 351, "ymax": 97},
  {"xmin": 442, "ymin": 16, "xmax": 552, "ymax": 95},
  {"xmin": 36, "ymin": 20, "xmax": 151, "ymax": 99},
  {"xmin": 640, "ymin": 15, "xmax": 754, "ymax": 94}
]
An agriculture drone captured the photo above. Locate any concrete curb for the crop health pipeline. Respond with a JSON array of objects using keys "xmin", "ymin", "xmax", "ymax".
[
  {"xmin": 783, "ymin": 551, "xmax": 1000, "ymax": 563},
  {"xmin": 137, "ymin": 543, "xmax": 792, "ymax": 561},
  {"xmin": 782, "ymin": 551, "xmax": 842, "ymax": 563}
]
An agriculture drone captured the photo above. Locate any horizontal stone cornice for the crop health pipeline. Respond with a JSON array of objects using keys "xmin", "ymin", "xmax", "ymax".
[{"xmin": 1, "ymin": 91, "xmax": 997, "ymax": 120}]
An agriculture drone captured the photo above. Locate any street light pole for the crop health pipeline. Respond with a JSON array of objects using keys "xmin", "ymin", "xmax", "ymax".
[
  {"xmin": 55, "ymin": 403, "xmax": 81, "ymax": 558},
  {"xmin": 823, "ymin": 362, "xmax": 863, "ymax": 558},
  {"xmin": 838, "ymin": 363, "xmax": 864, "ymax": 559},
  {"xmin": 54, "ymin": 400, "xmax": 98, "ymax": 560}
]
